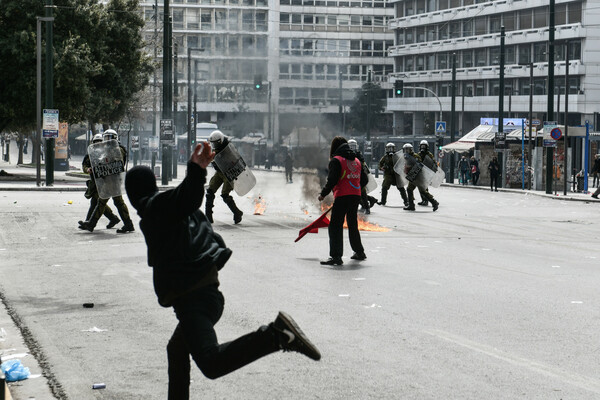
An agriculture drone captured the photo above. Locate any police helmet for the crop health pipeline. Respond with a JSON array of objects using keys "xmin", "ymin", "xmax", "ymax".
[
  {"xmin": 348, "ymin": 139, "xmax": 358, "ymax": 152},
  {"xmin": 103, "ymin": 129, "xmax": 118, "ymax": 141},
  {"xmin": 385, "ymin": 142, "xmax": 396, "ymax": 153},
  {"xmin": 419, "ymin": 140, "xmax": 429, "ymax": 151},
  {"xmin": 92, "ymin": 133, "xmax": 103, "ymax": 143},
  {"xmin": 209, "ymin": 130, "xmax": 225, "ymax": 146},
  {"xmin": 403, "ymin": 143, "xmax": 414, "ymax": 153}
]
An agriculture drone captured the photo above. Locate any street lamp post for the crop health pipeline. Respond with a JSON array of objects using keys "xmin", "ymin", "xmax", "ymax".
[
  {"xmin": 187, "ymin": 47, "xmax": 204, "ymax": 160},
  {"xmin": 36, "ymin": 15, "xmax": 54, "ymax": 187}
]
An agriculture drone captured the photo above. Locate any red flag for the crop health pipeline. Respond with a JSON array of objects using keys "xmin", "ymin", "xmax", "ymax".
[{"xmin": 294, "ymin": 207, "xmax": 332, "ymax": 242}]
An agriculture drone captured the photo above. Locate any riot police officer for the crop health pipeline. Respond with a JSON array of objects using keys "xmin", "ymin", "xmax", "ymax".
[
  {"xmin": 79, "ymin": 133, "xmax": 121, "ymax": 228},
  {"xmin": 205, "ymin": 130, "xmax": 243, "ymax": 224},
  {"xmin": 79, "ymin": 129, "xmax": 135, "ymax": 233},
  {"xmin": 378, "ymin": 143, "xmax": 408, "ymax": 206},
  {"xmin": 403, "ymin": 143, "xmax": 439, "ymax": 212},
  {"xmin": 416, "ymin": 140, "xmax": 437, "ymax": 207}
]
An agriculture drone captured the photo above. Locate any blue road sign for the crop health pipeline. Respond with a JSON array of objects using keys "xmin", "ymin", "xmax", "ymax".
[{"xmin": 435, "ymin": 121, "xmax": 446, "ymax": 133}]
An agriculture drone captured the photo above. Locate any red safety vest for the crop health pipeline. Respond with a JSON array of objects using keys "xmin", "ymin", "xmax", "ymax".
[{"xmin": 332, "ymin": 156, "xmax": 362, "ymax": 198}]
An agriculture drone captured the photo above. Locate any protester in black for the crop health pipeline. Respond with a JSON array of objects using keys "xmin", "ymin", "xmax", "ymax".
[
  {"xmin": 318, "ymin": 136, "xmax": 367, "ymax": 266},
  {"xmin": 488, "ymin": 156, "xmax": 500, "ymax": 192},
  {"xmin": 125, "ymin": 143, "xmax": 321, "ymax": 400}
]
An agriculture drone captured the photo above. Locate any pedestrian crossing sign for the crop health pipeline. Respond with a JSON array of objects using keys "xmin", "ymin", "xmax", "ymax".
[{"xmin": 435, "ymin": 121, "xmax": 446, "ymax": 134}]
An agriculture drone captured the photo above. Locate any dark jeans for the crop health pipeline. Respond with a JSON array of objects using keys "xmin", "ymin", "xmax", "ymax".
[
  {"xmin": 328, "ymin": 195, "xmax": 364, "ymax": 259},
  {"xmin": 490, "ymin": 174, "xmax": 499, "ymax": 190},
  {"xmin": 472, "ymin": 172, "xmax": 480, "ymax": 185},
  {"xmin": 460, "ymin": 170, "xmax": 468, "ymax": 185},
  {"xmin": 167, "ymin": 285, "xmax": 279, "ymax": 400}
]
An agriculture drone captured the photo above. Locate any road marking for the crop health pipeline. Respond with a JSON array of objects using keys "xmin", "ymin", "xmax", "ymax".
[
  {"xmin": 424, "ymin": 329, "xmax": 600, "ymax": 394},
  {"xmin": 571, "ymin": 301, "xmax": 583, "ymax": 304}
]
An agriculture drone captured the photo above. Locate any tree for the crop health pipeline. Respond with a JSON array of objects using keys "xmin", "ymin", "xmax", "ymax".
[
  {"xmin": 0, "ymin": 0, "xmax": 153, "ymax": 158},
  {"xmin": 347, "ymin": 82, "xmax": 386, "ymax": 134}
]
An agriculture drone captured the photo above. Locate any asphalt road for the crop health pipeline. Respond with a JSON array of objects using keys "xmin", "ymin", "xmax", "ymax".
[{"xmin": 1, "ymin": 170, "xmax": 600, "ymax": 399}]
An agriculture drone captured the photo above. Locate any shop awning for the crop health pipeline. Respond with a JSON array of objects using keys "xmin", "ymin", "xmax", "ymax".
[{"xmin": 442, "ymin": 141, "xmax": 475, "ymax": 153}]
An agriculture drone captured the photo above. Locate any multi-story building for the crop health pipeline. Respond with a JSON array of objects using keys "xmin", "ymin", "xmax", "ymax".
[
  {"xmin": 139, "ymin": 0, "xmax": 395, "ymax": 144},
  {"xmin": 387, "ymin": 0, "xmax": 599, "ymax": 138}
]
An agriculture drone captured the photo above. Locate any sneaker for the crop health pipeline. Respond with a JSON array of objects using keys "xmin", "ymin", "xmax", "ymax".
[
  {"xmin": 350, "ymin": 252, "xmax": 367, "ymax": 261},
  {"xmin": 320, "ymin": 257, "xmax": 343, "ymax": 266},
  {"xmin": 233, "ymin": 211, "xmax": 243, "ymax": 224},
  {"xmin": 403, "ymin": 204, "xmax": 415, "ymax": 211},
  {"xmin": 273, "ymin": 311, "xmax": 321, "ymax": 361},
  {"xmin": 106, "ymin": 217, "xmax": 121, "ymax": 229},
  {"xmin": 432, "ymin": 201, "xmax": 439, "ymax": 212},
  {"xmin": 592, "ymin": 194, "xmax": 599, "ymax": 199},
  {"xmin": 417, "ymin": 201, "xmax": 428, "ymax": 206}
]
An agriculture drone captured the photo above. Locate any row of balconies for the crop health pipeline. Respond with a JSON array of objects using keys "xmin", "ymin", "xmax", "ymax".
[
  {"xmin": 389, "ymin": 23, "xmax": 583, "ymax": 57},
  {"xmin": 392, "ymin": 60, "xmax": 585, "ymax": 83},
  {"xmin": 389, "ymin": 0, "xmax": 574, "ymax": 29}
]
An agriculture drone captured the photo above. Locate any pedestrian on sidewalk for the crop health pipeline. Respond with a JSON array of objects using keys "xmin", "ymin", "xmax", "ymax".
[
  {"xmin": 318, "ymin": 136, "xmax": 367, "ymax": 265},
  {"xmin": 591, "ymin": 154, "xmax": 600, "ymax": 188},
  {"xmin": 458, "ymin": 155, "xmax": 470, "ymax": 185},
  {"xmin": 284, "ymin": 151, "xmax": 294, "ymax": 183},
  {"xmin": 488, "ymin": 156, "xmax": 500, "ymax": 192},
  {"xmin": 125, "ymin": 142, "xmax": 321, "ymax": 400},
  {"xmin": 470, "ymin": 156, "xmax": 480, "ymax": 185}
]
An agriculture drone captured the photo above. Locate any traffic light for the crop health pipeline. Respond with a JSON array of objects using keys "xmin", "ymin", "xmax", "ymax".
[
  {"xmin": 254, "ymin": 74, "xmax": 262, "ymax": 90},
  {"xmin": 394, "ymin": 80, "xmax": 404, "ymax": 97},
  {"xmin": 437, "ymin": 136, "xmax": 443, "ymax": 151}
]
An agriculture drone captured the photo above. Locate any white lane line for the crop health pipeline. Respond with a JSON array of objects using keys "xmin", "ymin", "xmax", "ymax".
[{"xmin": 424, "ymin": 329, "xmax": 600, "ymax": 394}]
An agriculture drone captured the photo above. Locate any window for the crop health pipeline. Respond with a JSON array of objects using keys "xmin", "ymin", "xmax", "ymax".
[
  {"xmin": 362, "ymin": 41, "xmax": 372, "ymax": 57},
  {"xmin": 315, "ymin": 64, "xmax": 325, "ymax": 80},
  {"xmin": 303, "ymin": 64, "xmax": 313, "ymax": 79},
  {"xmin": 534, "ymin": 78, "xmax": 546, "ymax": 95},
  {"xmin": 173, "ymin": 10, "xmax": 184, "ymax": 29},
  {"xmin": 291, "ymin": 14, "xmax": 301, "ymax": 24},
  {"xmin": 350, "ymin": 40, "xmax": 360, "ymax": 57},
  {"xmin": 569, "ymin": 2, "xmax": 582, "ymax": 24},
  {"xmin": 503, "ymin": 12, "xmax": 515, "ymax": 32},
  {"xmin": 519, "ymin": 9, "xmax": 532, "ymax": 30},
  {"xmin": 304, "ymin": 14, "xmax": 314, "ymax": 24},
  {"xmin": 229, "ymin": 10, "xmax": 239, "ymax": 30},
  {"xmin": 556, "ymin": 4, "xmax": 566, "ymax": 25},
  {"xmin": 256, "ymin": 12, "xmax": 267, "ymax": 31},
  {"xmin": 188, "ymin": 35, "xmax": 199, "ymax": 49},
  {"xmin": 475, "ymin": 80, "xmax": 484, "ymax": 96},
  {"xmin": 328, "ymin": 15, "xmax": 337, "ymax": 25},
  {"xmin": 518, "ymin": 44, "xmax": 530, "ymax": 64},
  {"xmin": 362, "ymin": 16, "xmax": 372, "ymax": 26},
  {"xmin": 534, "ymin": 42, "xmax": 547, "ymax": 63},
  {"xmin": 490, "ymin": 15, "xmax": 501, "ymax": 34},
  {"xmin": 373, "ymin": 41, "xmax": 384, "ymax": 57},
  {"xmin": 215, "ymin": 10, "xmax": 226, "ymax": 30},
  {"xmin": 474, "ymin": 17, "xmax": 486, "ymax": 36},
  {"xmin": 463, "ymin": 50, "xmax": 473, "ymax": 68},
  {"xmin": 229, "ymin": 36, "xmax": 239, "ymax": 55},
  {"xmin": 505, "ymin": 45, "xmax": 515, "ymax": 65},
  {"xmin": 242, "ymin": 11, "xmax": 254, "ymax": 30},
  {"xmin": 201, "ymin": 10, "xmax": 212, "ymax": 30},
  {"xmin": 488, "ymin": 79, "xmax": 499, "ymax": 96},
  {"xmin": 533, "ymin": 7, "xmax": 548, "ymax": 28},
  {"xmin": 462, "ymin": 20, "xmax": 472, "ymax": 37},
  {"xmin": 475, "ymin": 48, "xmax": 486, "ymax": 66}
]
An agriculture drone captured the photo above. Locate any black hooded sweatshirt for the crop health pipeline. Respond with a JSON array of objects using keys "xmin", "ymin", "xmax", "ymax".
[
  {"xmin": 125, "ymin": 162, "xmax": 232, "ymax": 307},
  {"xmin": 320, "ymin": 143, "xmax": 368, "ymax": 198}
]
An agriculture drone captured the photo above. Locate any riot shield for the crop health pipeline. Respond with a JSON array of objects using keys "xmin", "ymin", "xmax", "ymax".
[
  {"xmin": 393, "ymin": 152, "xmax": 430, "ymax": 190},
  {"xmin": 213, "ymin": 143, "xmax": 256, "ymax": 196},
  {"xmin": 392, "ymin": 151, "xmax": 409, "ymax": 187},
  {"xmin": 365, "ymin": 172, "xmax": 377, "ymax": 193},
  {"xmin": 88, "ymin": 140, "xmax": 124, "ymax": 199},
  {"xmin": 420, "ymin": 153, "xmax": 444, "ymax": 187}
]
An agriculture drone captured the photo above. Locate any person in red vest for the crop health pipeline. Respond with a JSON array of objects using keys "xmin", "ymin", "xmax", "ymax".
[{"xmin": 318, "ymin": 136, "xmax": 367, "ymax": 266}]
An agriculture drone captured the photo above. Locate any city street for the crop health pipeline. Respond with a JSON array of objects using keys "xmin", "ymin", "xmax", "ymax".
[{"xmin": 1, "ymin": 169, "xmax": 600, "ymax": 399}]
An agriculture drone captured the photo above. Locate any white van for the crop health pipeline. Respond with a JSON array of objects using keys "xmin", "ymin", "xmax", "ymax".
[{"xmin": 196, "ymin": 122, "xmax": 218, "ymax": 143}]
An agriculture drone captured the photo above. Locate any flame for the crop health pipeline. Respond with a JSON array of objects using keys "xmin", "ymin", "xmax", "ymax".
[
  {"xmin": 303, "ymin": 209, "xmax": 309, "ymax": 215},
  {"xmin": 254, "ymin": 195, "xmax": 267, "ymax": 215},
  {"xmin": 320, "ymin": 202, "xmax": 390, "ymax": 232}
]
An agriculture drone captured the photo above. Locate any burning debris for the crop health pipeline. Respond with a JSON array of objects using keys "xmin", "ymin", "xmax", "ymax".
[{"xmin": 253, "ymin": 195, "xmax": 267, "ymax": 215}]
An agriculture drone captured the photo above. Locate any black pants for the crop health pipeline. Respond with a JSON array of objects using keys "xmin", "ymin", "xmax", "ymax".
[
  {"xmin": 328, "ymin": 195, "xmax": 364, "ymax": 259},
  {"xmin": 490, "ymin": 174, "xmax": 499, "ymax": 191},
  {"xmin": 167, "ymin": 285, "xmax": 279, "ymax": 400}
]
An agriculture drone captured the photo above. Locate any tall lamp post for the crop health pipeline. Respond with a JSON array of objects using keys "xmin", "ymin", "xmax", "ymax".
[
  {"xmin": 36, "ymin": 15, "xmax": 54, "ymax": 187},
  {"xmin": 187, "ymin": 47, "xmax": 204, "ymax": 160},
  {"xmin": 44, "ymin": 0, "xmax": 54, "ymax": 186}
]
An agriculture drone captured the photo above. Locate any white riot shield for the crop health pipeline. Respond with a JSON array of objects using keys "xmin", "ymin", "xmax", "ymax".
[
  {"xmin": 392, "ymin": 151, "xmax": 409, "ymax": 187},
  {"xmin": 393, "ymin": 152, "xmax": 431, "ymax": 190},
  {"xmin": 420, "ymin": 153, "xmax": 445, "ymax": 188},
  {"xmin": 88, "ymin": 140, "xmax": 124, "ymax": 199},
  {"xmin": 365, "ymin": 172, "xmax": 377, "ymax": 193},
  {"xmin": 213, "ymin": 143, "xmax": 256, "ymax": 196}
]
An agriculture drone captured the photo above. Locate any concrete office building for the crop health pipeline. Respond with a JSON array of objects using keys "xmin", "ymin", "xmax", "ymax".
[
  {"xmin": 139, "ymin": 0, "xmax": 395, "ymax": 144},
  {"xmin": 387, "ymin": 0, "xmax": 599, "ymax": 138}
]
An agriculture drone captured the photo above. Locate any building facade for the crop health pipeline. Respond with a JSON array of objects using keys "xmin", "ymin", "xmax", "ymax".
[
  {"xmin": 139, "ymin": 0, "xmax": 395, "ymax": 144},
  {"xmin": 387, "ymin": 0, "xmax": 600, "ymax": 139}
]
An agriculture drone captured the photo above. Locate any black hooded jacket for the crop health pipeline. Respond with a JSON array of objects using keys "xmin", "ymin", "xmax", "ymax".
[
  {"xmin": 320, "ymin": 143, "xmax": 368, "ymax": 198},
  {"xmin": 125, "ymin": 162, "xmax": 232, "ymax": 307}
]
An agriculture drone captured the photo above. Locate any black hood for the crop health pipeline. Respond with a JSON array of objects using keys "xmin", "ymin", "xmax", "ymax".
[
  {"xmin": 125, "ymin": 166, "xmax": 158, "ymax": 211},
  {"xmin": 332, "ymin": 143, "xmax": 356, "ymax": 160}
]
